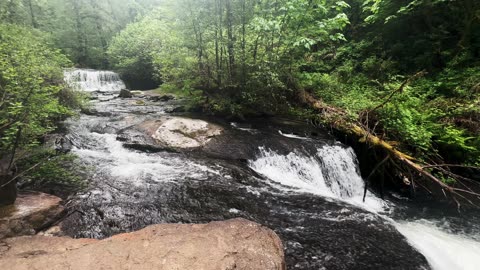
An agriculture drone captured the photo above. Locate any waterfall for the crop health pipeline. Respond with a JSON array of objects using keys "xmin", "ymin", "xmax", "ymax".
[
  {"xmin": 64, "ymin": 69, "xmax": 126, "ymax": 92},
  {"xmin": 248, "ymin": 145, "xmax": 388, "ymax": 212},
  {"xmin": 249, "ymin": 144, "xmax": 480, "ymax": 270}
]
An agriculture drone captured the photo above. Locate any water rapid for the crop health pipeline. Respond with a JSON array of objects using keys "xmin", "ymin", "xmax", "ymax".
[
  {"xmin": 248, "ymin": 141, "xmax": 480, "ymax": 270},
  {"xmin": 62, "ymin": 69, "xmax": 480, "ymax": 270}
]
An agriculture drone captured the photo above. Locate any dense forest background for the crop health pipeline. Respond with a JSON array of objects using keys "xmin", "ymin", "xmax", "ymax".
[{"xmin": 1, "ymin": 0, "xmax": 479, "ymax": 202}]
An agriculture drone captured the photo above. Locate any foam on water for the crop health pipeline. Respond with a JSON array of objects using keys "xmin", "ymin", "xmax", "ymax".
[
  {"xmin": 278, "ymin": 130, "xmax": 309, "ymax": 140},
  {"xmin": 396, "ymin": 221, "xmax": 480, "ymax": 270},
  {"xmin": 248, "ymin": 145, "xmax": 388, "ymax": 212},
  {"xmin": 64, "ymin": 69, "xmax": 126, "ymax": 92},
  {"xmin": 73, "ymin": 132, "xmax": 223, "ymax": 185},
  {"xmin": 248, "ymin": 144, "xmax": 480, "ymax": 270}
]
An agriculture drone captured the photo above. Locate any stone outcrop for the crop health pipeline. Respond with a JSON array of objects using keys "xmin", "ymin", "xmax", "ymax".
[
  {"xmin": 0, "ymin": 192, "xmax": 63, "ymax": 239},
  {"xmin": 118, "ymin": 89, "xmax": 133, "ymax": 98},
  {"xmin": 0, "ymin": 218, "xmax": 285, "ymax": 270},
  {"xmin": 118, "ymin": 116, "xmax": 223, "ymax": 150}
]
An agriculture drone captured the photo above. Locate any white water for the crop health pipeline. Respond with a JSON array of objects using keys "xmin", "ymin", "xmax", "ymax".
[
  {"xmin": 70, "ymin": 126, "xmax": 224, "ymax": 187},
  {"xmin": 249, "ymin": 145, "xmax": 388, "ymax": 212},
  {"xmin": 68, "ymin": 70, "xmax": 480, "ymax": 269},
  {"xmin": 396, "ymin": 221, "xmax": 480, "ymax": 270},
  {"xmin": 249, "ymin": 145, "xmax": 480, "ymax": 270},
  {"xmin": 64, "ymin": 69, "xmax": 126, "ymax": 92}
]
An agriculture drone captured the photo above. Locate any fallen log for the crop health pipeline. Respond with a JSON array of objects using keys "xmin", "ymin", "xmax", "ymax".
[{"xmin": 301, "ymin": 90, "xmax": 480, "ymax": 207}]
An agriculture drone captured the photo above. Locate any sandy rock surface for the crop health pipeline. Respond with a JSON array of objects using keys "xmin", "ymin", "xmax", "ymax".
[
  {"xmin": 0, "ymin": 218, "xmax": 285, "ymax": 270},
  {"xmin": 0, "ymin": 192, "xmax": 63, "ymax": 239}
]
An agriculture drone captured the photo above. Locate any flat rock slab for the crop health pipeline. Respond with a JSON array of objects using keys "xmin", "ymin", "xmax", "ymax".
[
  {"xmin": 0, "ymin": 192, "xmax": 63, "ymax": 239},
  {"xmin": 0, "ymin": 218, "xmax": 285, "ymax": 270}
]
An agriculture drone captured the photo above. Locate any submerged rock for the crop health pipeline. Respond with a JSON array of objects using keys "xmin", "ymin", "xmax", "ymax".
[
  {"xmin": 0, "ymin": 218, "xmax": 285, "ymax": 270},
  {"xmin": 0, "ymin": 192, "xmax": 63, "ymax": 239}
]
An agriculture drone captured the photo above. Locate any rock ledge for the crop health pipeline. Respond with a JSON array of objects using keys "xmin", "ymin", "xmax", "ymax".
[
  {"xmin": 0, "ymin": 218, "xmax": 285, "ymax": 270},
  {"xmin": 0, "ymin": 192, "xmax": 63, "ymax": 239}
]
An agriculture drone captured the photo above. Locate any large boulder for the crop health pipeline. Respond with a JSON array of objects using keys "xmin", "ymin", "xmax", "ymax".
[
  {"xmin": 0, "ymin": 192, "xmax": 63, "ymax": 239},
  {"xmin": 0, "ymin": 218, "xmax": 285, "ymax": 270},
  {"xmin": 118, "ymin": 117, "xmax": 223, "ymax": 150},
  {"xmin": 118, "ymin": 89, "xmax": 133, "ymax": 98}
]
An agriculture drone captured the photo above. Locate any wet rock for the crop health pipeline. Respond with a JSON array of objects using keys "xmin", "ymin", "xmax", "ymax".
[
  {"xmin": 165, "ymin": 105, "xmax": 186, "ymax": 113},
  {"xmin": 130, "ymin": 90, "xmax": 144, "ymax": 97},
  {"xmin": 118, "ymin": 89, "xmax": 133, "ymax": 98},
  {"xmin": 80, "ymin": 107, "xmax": 113, "ymax": 117},
  {"xmin": 1, "ymin": 218, "xmax": 285, "ymax": 270},
  {"xmin": 0, "ymin": 192, "xmax": 63, "ymax": 239},
  {"xmin": 148, "ymin": 94, "xmax": 176, "ymax": 102},
  {"xmin": 119, "ymin": 117, "xmax": 223, "ymax": 149},
  {"xmin": 153, "ymin": 117, "xmax": 223, "ymax": 148}
]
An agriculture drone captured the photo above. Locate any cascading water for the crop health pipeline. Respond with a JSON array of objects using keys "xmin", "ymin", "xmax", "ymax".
[
  {"xmin": 249, "ymin": 145, "xmax": 388, "ymax": 212},
  {"xmin": 64, "ymin": 69, "xmax": 126, "ymax": 92},
  {"xmin": 396, "ymin": 221, "xmax": 480, "ymax": 270},
  {"xmin": 248, "ymin": 142, "xmax": 480, "ymax": 270},
  {"xmin": 61, "ymin": 69, "xmax": 479, "ymax": 269}
]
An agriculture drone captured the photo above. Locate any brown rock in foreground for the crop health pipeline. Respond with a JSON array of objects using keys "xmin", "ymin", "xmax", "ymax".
[
  {"xmin": 0, "ymin": 192, "xmax": 63, "ymax": 239},
  {"xmin": 0, "ymin": 218, "xmax": 285, "ymax": 270}
]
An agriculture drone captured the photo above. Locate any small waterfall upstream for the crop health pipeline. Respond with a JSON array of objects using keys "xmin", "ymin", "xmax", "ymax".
[
  {"xmin": 62, "ymin": 69, "xmax": 480, "ymax": 269},
  {"xmin": 249, "ymin": 143, "xmax": 480, "ymax": 270},
  {"xmin": 64, "ymin": 69, "xmax": 126, "ymax": 92}
]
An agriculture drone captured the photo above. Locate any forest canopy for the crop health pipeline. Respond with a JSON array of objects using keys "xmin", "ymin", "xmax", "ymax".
[
  {"xmin": 109, "ymin": 0, "xmax": 480, "ymax": 161},
  {"xmin": 0, "ymin": 0, "xmax": 479, "ymax": 203},
  {"xmin": 107, "ymin": 0, "xmax": 480, "ymax": 202}
]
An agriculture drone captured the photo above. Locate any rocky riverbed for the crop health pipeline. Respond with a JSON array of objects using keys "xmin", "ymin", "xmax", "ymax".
[{"xmin": 55, "ymin": 88, "xmax": 430, "ymax": 269}]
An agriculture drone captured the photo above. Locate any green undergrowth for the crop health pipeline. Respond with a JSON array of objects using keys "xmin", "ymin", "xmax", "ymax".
[
  {"xmin": 16, "ymin": 149, "xmax": 89, "ymax": 196},
  {"xmin": 298, "ymin": 59, "xmax": 480, "ymax": 167},
  {"xmin": 152, "ymin": 83, "xmax": 205, "ymax": 111}
]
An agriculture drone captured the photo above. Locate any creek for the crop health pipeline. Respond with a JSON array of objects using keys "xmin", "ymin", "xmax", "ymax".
[{"xmin": 61, "ymin": 69, "xmax": 480, "ymax": 270}]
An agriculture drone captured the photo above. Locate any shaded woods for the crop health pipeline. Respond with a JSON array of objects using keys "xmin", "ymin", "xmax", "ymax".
[
  {"xmin": 109, "ymin": 0, "xmax": 480, "ymax": 205},
  {"xmin": 0, "ymin": 0, "xmax": 479, "ymax": 206}
]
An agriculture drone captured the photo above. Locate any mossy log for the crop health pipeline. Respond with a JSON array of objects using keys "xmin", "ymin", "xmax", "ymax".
[{"xmin": 301, "ymin": 91, "xmax": 480, "ymax": 207}]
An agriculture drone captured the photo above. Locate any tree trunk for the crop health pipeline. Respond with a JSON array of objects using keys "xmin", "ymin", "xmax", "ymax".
[
  {"xmin": 89, "ymin": 0, "xmax": 108, "ymax": 68},
  {"xmin": 27, "ymin": 0, "xmax": 38, "ymax": 28},
  {"xmin": 214, "ymin": 0, "xmax": 221, "ymax": 86},
  {"xmin": 226, "ymin": 0, "xmax": 235, "ymax": 80},
  {"xmin": 72, "ymin": 0, "xmax": 88, "ymax": 66},
  {"xmin": 0, "ymin": 174, "xmax": 16, "ymax": 206},
  {"xmin": 301, "ymin": 90, "xmax": 480, "ymax": 206},
  {"xmin": 0, "ymin": 156, "xmax": 16, "ymax": 206}
]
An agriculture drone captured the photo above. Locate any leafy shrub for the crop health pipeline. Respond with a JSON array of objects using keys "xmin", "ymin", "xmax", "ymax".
[
  {"xmin": 16, "ymin": 149, "xmax": 88, "ymax": 196},
  {"xmin": 0, "ymin": 24, "xmax": 74, "ymax": 154}
]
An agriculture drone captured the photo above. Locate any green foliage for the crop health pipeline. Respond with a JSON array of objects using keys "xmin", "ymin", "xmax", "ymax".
[
  {"xmin": 109, "ymin": 0, "xmax": 351, "ymax": 115},
  {"xmin": 16, "ymin": 149, "xmax": 88, "ymax": 192},
  {"xmin": 108, "ymin": 12, "xmax": 165, "ymax": 88},
  {"xmin": 0, "ymin": 0, "xmax": 165, "ymax": 68},
  {"xmin": 107, "ymin": 0, "xmax": 479, "ymax": 165},
  {"xmin": 0, "ymin": 24, "xmax": 74, "ymax": 155}
]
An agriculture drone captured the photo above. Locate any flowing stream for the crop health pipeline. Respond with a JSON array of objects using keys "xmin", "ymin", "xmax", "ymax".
[{"xmin": 62, "ymin": 69, "xmax": 480, "ymax": 270}]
